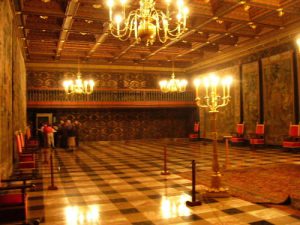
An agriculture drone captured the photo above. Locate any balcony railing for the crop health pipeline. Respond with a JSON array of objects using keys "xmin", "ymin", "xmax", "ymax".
[{"xmin": 27, "ymin": 88, "xmax": 196, "ymax": 108}]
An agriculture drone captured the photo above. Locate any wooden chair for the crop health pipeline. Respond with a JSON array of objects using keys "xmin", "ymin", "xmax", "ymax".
[
  {"xmin": 231, "ymin": 123, "xmax": 246, "ymax": 145},
  {"xmin": 0, "ymin": 179, "xmax": 33, "ymax": 223},
  {"xmin": 249, "ymin": 123, "xmax": 265, "ymax": 148},
  {"xmin": 282, "ymin": 124, "xmax": 300, "ymax": 149},
  {"xmin": 189, "ymin": 122, "xmax": 200, "ymax": 141}
]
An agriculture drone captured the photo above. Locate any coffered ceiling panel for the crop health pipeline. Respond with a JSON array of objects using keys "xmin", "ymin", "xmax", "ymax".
[{"xmin": 13, "ymin": 0, "xmax": 300, "ymax": 70}]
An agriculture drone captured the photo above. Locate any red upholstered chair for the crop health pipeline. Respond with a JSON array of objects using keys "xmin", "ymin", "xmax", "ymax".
[
  {"xmin": 231, "ymin": 123, "xmax": 246, "ymax": 145},
  {"xmin": 189, "ymin": 122, "xmax": 200, "ymax": 141},
  {"xmin": 249, "ymin": 123, "xmax": 265, "ymax": 148},
  {"xmin": 15, "ymin": 133, "xmax": 37, "ymax": 172},
  {"xmin": 282, "ymin": 124, "xmax": 300, "ymax": 149},
  {"xmin": 0, "ymin": 179, "xmax": 33, "ymax": 223},
  {"xmin": 19, "ymin": 130, "xmax": 39, "ymax": 152}
]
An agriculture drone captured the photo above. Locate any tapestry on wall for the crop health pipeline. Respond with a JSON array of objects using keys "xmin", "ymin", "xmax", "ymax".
[
  {"xmin": 0, "ymin": 0, "xmax": 14, "ymax": 177},
  {"xmin": 216, "ymin": 66, "xmax": 240, "ymax": 139},
  {"xmin": 242, "ymin": 61, "xmax": 260, "ymax": 135},
  {"xmin": 262, "ymin": 51, "xmax": 294, "ymax": 145}
]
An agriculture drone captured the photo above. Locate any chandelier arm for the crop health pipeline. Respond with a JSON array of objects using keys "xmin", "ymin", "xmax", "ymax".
[
  {"xmin": 154, "ymin": 11, "xmax": 168, "ymax": 43},
  {"xmin": 166, "ymin": 25, "xmax": 185, "ymax": 36},
  {"xmin": 109, "ymin": 11, "xmax": 138, "ymax": 39},
  {"xmin": 195, "ymin": 100, "xmax": 209, "ymax": 109}
]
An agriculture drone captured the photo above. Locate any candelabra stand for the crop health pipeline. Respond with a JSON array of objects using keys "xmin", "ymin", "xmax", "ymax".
[{"xmin": 194, "ymin": 74, "xmax": 232, "ymax": 197}]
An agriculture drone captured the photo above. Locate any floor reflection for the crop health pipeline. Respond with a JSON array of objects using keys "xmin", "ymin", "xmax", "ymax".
[
  {"xmin": 65, "ymin": 205, "xmax": 100, "ymax": 225},
  {"xmin": 160, "ymin": 193, "xmax": 191, "ymax": 218}
]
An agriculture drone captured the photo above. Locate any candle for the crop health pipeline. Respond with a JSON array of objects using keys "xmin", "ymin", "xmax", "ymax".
[{"xmin": 193, "ymin": 79, "xmax": 200, "ymax": 98}]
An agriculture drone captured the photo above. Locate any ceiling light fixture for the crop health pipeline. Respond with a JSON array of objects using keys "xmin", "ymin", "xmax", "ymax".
[
  {"xmin": 159, "ymin": 60, "xmax": 188, "ymax": 93},
  {"xmin": 63, "ymin": 59, "xmax": 95, "ymax": 95},
  {"xmin": 92, "ymin": 4, "xmax": 102, "ymax": 9},
  {"xmin": 85, "ymin": 19, "xmax": 93, "ymax": 24},
  {"xmin": 277, "ymin": 8, "xmax": 284, "ymax": 17},
  {"xmin": 248, "ymin": 22, "xmax": 256, "ymax": 29},
  {"xmin": 40, "ymin": 15, "xmax": 48, "ymax": 20},
  {"xmin": 106, "ymin": 0, "xmax": 189, "ymax": 46},
  {"xmin": 244, "ymin": 4, "xmax": 250, "ymax": 11}
]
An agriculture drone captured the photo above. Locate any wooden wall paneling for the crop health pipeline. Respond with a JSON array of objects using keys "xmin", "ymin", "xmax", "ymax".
[
  {"xmin": 29, "ymin": 108, "xmax": 193, "ymax": 142},
  {"xmin": 242, "ymin": 61, "xmax": 260, "ymax": 136},
  {"xmin": 262, "ymin": 51, "xmax": 295, "ymax": 145}
]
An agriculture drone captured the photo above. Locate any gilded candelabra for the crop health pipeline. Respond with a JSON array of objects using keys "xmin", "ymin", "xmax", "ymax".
[{"xmin": 194, "ymin": 73, "xmax": 232, "ymax": 197}]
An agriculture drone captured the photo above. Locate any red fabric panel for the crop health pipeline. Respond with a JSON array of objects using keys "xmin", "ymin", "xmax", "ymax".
[
  {"xmin": 256, "ymin": 124, "xmax": 264, "ymax": 135},
  {"xmin": 19, "ymin": 162, "xmax": 35, "ymax": 168},
  {"xmin": 231, "ymin": 137, "xmax": 245, "ymax": 143},
  {"xmin": 283, "ymin": 141, "xmax": 300, "ymax": 148},
  {"xmin": 250, "ymin": 139, "xmax": 264, "ymax": 145},
  {"xmin": 236, "ymin": 124, "xmax": 244, "ymax": 135},
  {"xmin": 0, "ymin": 194, "xmax": 23, "ymax": 205},
  {"xmin": 19, "ymin": 155, "xmax": 34, "ymax": 162},
  {"xmin": 16, "ymin": 135, "xmax": 22, "ymax": 153},
  {"xmin": 20, "ymin": 133, "xmax": 25, "ymax": 148},
  {"xmin": 193, "ymin": 123, "xmax": 199, "ymax": 132},
  {"xmin": 289, "ymin": 125, "xmax": 300, "ymax": 137},
  {"xmin": 189, "ymin": 134, "xmax": 199, "ymax": 139}
]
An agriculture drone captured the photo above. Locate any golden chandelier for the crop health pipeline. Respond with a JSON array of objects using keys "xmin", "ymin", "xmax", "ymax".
[
  {"xmin": 159, "ymin": 61, "xmax": 188, "ymax": 93},
  {"xmin": 106, "ymin": 0, "xmax": 189, "ymax": 46},
  {"xmin": 63, "ymin": 61, "xmax": 95, "ymax": 95}
]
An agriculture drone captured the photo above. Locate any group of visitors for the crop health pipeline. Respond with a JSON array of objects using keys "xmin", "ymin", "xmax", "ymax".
[{"xmin": 38, "ymin": 120, "xmax": 81, "ymax": 150}]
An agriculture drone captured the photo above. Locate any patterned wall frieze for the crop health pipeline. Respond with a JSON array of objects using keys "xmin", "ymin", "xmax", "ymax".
[{"xmin": 27, "ymin": 70, "xmax": 175, "ymax": 89}]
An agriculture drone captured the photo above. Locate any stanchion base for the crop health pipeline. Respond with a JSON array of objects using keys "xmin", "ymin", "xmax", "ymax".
[
  {"xmin": 161, "ymin": 171, "xmax": 170, "ymax": 175},
  {"xmin": 186, "ymin": 200, "xmax": 202, "ymax": 207},
  {"xmin": 202, "ymin": 188, "xmax": 230, "ymax": 198},
  {"xmin": 48, "ymin": 185, "xmax": 58, "ymax": 190}
]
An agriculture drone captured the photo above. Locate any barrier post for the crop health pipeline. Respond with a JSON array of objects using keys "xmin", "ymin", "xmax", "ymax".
[
  {"xmin": 161, "ymin": 146, "xmax": 170, "ymax": 175},
  {"xmin": 48, "ymin": 150, "xmax": 58, "ymax": 190},
  {"xmin": 186, "ymin": 160, "xmax": 202, "ymax": 206}
]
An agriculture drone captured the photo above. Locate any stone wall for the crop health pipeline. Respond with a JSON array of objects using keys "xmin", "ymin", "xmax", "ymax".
[{"xmin": 0, "ymin": 0, "xmax": 27, "ymax": 179}]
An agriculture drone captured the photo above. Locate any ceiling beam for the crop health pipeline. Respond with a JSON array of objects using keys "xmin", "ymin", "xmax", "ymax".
[
  {"xmin": 86, "ymin": 25, "xmax": 109, "ymax": 58},
  {"xmin": 55, "ymin": 0, "xmax": 80, "ymax": 59}
]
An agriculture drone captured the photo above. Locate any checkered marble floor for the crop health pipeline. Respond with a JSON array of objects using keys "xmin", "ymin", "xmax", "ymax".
[{"xmin": 26, "ymin": 140, "xmax": 300, "ymax": 225}]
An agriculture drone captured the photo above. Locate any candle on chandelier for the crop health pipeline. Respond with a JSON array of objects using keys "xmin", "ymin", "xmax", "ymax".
[{"xmin": 193, "ymin": 79, "xmax": 200, "ymax": 98}]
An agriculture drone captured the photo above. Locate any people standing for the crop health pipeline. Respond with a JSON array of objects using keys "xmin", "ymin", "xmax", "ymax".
[
  {"xmin": 73, "ymin": 120, "xmax": 81, "ymax": 147},
  {"xmin": 44, "ymin": 124, "xmax": 55, "ymax": 148}
]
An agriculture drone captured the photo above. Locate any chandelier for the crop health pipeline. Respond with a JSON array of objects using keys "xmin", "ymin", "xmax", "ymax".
[
  {"xmin": 63, "ymin": 61, "xmax": 95, "ymax": 95},
  {"xmin": 106, "ymin": 0, "xmax": 189, "ymax": 46},
  {"xmin": 159, "ymin": 61, "xmax": 188, "ymax": 93}
]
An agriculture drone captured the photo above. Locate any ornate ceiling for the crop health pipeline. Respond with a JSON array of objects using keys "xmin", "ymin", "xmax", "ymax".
[{"xmin": 13, "ymin": 0, "xmax": 300, "ymax": 71}]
